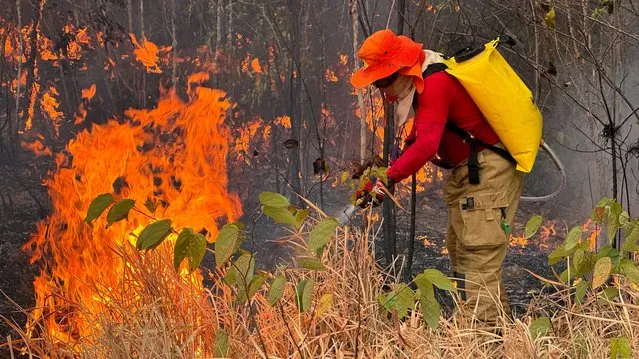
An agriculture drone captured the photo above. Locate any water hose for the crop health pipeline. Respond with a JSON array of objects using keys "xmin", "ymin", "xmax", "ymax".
[{"xmin": 520, "ymin": 139, "xmax": 566, "ymax": 202}]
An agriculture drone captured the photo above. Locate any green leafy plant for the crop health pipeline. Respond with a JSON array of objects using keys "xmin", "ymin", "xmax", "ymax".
[
  {"xmin": 85, "ymin": 193, "xmax": 207, "ymax": 272},
  {"xmin": 532, "ymin": 198, "xmax": 639, "ymax": 304},
  {"xmin": 84, "ymin": 189, "xmax": 463, "ymax": 332},
  {"xmin": 377, "ymin": 268, "xmax": 456, "ymax": 329}
]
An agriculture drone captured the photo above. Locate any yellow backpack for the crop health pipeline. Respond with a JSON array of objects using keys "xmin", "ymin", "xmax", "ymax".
[{"xmin": 442, "ymin": 37, "xmax": 542, "ymax": 173}]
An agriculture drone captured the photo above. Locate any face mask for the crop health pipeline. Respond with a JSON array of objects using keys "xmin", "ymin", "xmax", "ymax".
[{"xmin": 383, "ymin": 75, "xmax": 414, "ymax": 102}]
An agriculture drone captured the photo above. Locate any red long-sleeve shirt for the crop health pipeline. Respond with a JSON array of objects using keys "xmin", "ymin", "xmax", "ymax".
[{"xmin": 387, "ymin": 71, "xmax": 500, "ymax": 183}]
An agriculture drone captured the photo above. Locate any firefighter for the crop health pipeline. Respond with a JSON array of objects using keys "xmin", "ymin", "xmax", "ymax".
[{"xmin": 351, "ymin": 29, "xmax": 524, "ymax": 327}]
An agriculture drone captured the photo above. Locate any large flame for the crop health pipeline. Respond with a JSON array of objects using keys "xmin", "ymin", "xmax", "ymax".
[{"xmin": 22, "ymin": 73, "xmax": 241, "ymax": 348}]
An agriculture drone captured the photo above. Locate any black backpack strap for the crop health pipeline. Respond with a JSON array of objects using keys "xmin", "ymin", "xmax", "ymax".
[
  {"xmin": 445, "ymin": 122, "xmax": 516, "ymax": 184},
  {"xmin": 423, "ymin": 62, "xmax": 448, "ymax": 76},
  {"xmin": 412, "ymin": 63, "xmax": 449, "ymax": 113}
]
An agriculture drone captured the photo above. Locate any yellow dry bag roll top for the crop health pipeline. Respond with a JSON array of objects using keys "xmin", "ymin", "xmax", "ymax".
[{"xmin": 442, "ymin": 38, "xmax": 543, "ymax": 173}]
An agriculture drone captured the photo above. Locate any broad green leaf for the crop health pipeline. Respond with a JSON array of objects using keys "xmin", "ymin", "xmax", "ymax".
[
  {"xmin": 608, "ymin": 201, "xmax": 622, "ymax": 243},
  {"xmin": 596, "ymin": 245, "xmax": 619, "ymax": 260},
  {"xmin": 544, "ymin": 7, "xmax": 556, "ymax": 29},
  {"xmin": 548, "ymin": 245, "xmax": 571, "ymax": 265},
  {"xmin": 215, "ymin": 223, "xmax": 241, "ymax": 268},
  {"xmin": 413, "ymin": 273, "xmax": 432, "ymax": 292},
  {"xmin": 574, "ymin": 249, "xmax": 585, "ymax": 272},
  {"xmin": 623, "ymin": 225, "xmax": 639, "ymax": 249},
  {"xmin": 600, "ymin": 287, "xmax": 619, "ymax": 301},
  {"xmin": 240, "ymin": 273, "xmax": 267, "ymax": 301},
  {"xmin": 592, "ymin": 256, "xmax": 612, "ymax": 289},
  {"xmin": 225, "ymin": 253, "xmax": 255, "ymax": 287},
  {"xmin": 564, "ymin": 226, "xmax": 582, "ymax": 251},
  {"xmin": 84, "ymin": 193, "xmax": 113, "ymax": 223},
  {"xmin": 173, "ymin": 228, "xmax": 193, "ymax": 270},
  {"xmin": 258, "ymin": 192, "xmax": 290, "ymax": 208},
  {"xmin": 422, "ymin": 269, "xmax": 456, "ymax": 292},
  {"xmin": 136, "ymin": 219, "xmax": 172, "ymax": 250},
  {"xmin": 390, "ymin": 284, "xmax": 415, "ymax": 319},
  {"xmin": 560, "ymin": 268, "xmax": 571, "ymax": 284},
  {"xmin": 214, "ymin": 328, "xmax": 229, "ymax": 357},
  {"xmin": 620, "ymin": 259, "xmax": 639, "ymax": 284},
  {"xmin": 378, "ymin": 294, "xmax": 397, "ymax": 314},
  {"xmin": 294, "ymin": 208, "xmax": 309, "ymax": 229},
  {"xmin": 610, "ymin": 337, "xmax": 632, "ymax": 359},
  {"xmin": 295, "ymin": 279, "xmax": 314, "ymax": 313},
  {"xmin": 619, "ymin": 211, "xmax": 630, "ymax": 227},
  {"xmin": 575, "ymin": 280, "xmax": 588, "ymax": 304},
  {"xmin": 592, "ymin": 198, "xmax": 612, "ymax": 222},
  {"xmin": 298, "ymin": 257, "xmax": 327, "ymax": 271},
  {"xmin": 418, "ymin": 283, "xmax": 440, "ymax": 329},
  {"xmin": 529, "ymin": 317, "xmax": 551, "ymax": 339},
  {"xmin": 143, "ymin": 198, "xmax": 156, "ymax": 214},
  {"xmin": 524, "ymin": 215, "xmax": 543, "ymax": 239},
  {"xmin": 609, "ymin": 201, "xmax": 622, "ymax": 223},
  {"xmin": 267, "ymin": 275, "xmax": 287, "ymax": 306},
  {"xmin": 188, "ymin": 234, "xmax": 206, "ymax": 270},
  {"xmin": 316, "ymin": 293, "xmax": 333, "ymax": 317},
  {"xmin": 263, "ymin": 205, "xmax": 297, "ymax": 226},
  {"xmin": 308, "ymin": 217, "xmax": 339, "ymax": 254},
  {"xmin": 106, "ymin": 199, "xmax": 135, "ymax": 227}
]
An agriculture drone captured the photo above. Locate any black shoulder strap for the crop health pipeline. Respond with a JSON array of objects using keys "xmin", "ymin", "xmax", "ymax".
[{"xmin": 422, "ymin": 62, "xmax": 448, "ymax": 77}]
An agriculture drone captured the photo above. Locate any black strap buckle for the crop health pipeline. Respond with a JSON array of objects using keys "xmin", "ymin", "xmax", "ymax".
[{"xmin": 461, "ymin": 196, "xmax": 475, "ymax": 210}]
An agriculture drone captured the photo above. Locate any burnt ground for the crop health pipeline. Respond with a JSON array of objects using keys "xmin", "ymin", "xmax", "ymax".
[
  {"xmin": 0, "ymin": 153, "xmax": 577, "ymax": 346},
  {"xmin": 0, "ymin": 152, "xmax": 51, "ymax": 344}
]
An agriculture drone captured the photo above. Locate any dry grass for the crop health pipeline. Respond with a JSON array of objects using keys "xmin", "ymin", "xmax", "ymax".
[{"xmin": 3, "ymin": 220, "xmax": 638, "ymax": 358}]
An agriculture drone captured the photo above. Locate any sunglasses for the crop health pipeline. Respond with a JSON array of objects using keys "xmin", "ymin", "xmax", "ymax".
[{"xmin": 372, "ymin": 72, "xmax": 399, "ymax": 89}]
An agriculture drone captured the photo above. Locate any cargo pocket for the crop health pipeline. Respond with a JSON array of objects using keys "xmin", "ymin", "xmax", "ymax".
[{"xmin": 459, "ymin": 192, "xmax": 509, "ymax": 249}]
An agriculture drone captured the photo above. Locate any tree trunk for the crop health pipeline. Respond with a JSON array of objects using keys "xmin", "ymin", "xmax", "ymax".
[
  {"xmin": 127, "ymin": 0, "xmax": 134, "ymax": 33},
  {"xmin": 139, "ymin": 0, "xmax": 145, "ymax": 38},
  {"xmin": 170, "ymin": 0, "xmax": 178, "ymax": 86},
  {"xmin": 19, "ymin": 1, "xmax": 44, "ymax": 133},
  {"xmin": 140, "ymin": 0, "xmax": 146, "ymax": 107},
  {"xmin": 12, "ymin": 0, "xmax": 22, "ymax": 154},
  {"xmin": 287, "ymin": 0, "xmax": 302, "ymax": 203},
  {"xmin": 351, "ymin": 0, "xmax": 368, "ymax": 164},
  {"xmin": 382, "ymin": 101, "xmax": 397, "ymax": 267},
  {"xmin": 404, "ymin": 172, "xmax": 417, "ymax": 282}
]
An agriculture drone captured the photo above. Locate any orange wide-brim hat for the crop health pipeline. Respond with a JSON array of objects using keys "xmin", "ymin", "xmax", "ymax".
[{"xmin": 350, "ymin": 29, "xmax": 425, "ymax": 91}]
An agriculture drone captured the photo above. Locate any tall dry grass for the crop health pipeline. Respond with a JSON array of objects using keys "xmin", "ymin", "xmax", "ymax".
[{"xmin": 3, "ymin": 219, "xmax": 638, "ymax": 358}]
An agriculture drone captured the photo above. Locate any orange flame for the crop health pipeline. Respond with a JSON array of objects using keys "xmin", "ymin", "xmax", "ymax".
[
  {"xmin": 339, "ymin": 53, "xmax": 348, "ymax": 65},
  {"xmin": 325, "ymin": 68, "xmax": 338, "ymax": 82},
  {"xmin": 275, "ymin": 115, "xmax": 291, "ymax": 129},
  {"xmin": 81, "ymin": 84, "xmax": 96, "ymax": 101},
  {"xmin": 21, "ymin": 137, "xmax": 52, "ymax": 157},
  {"xmin": 40, "ymin": 85, "xmax": 64, "ymax": 136},
  {"xmin": 251, "ymin": 58, "xmax": 263, "ymax": 74},
  {"xmin": 233, "ymin": 117, "xmax": 272, "ymax": 162},
  {"xmin": 74, "ymin": 85, "xmax": 96, "ymax": 125},
  {"xmin": 129, "ymin": 34, "xmax": 169, "ymax": 73},
  {"xmin": 23, "ymin": 77, "xmax": 241, "ymax": 347}
]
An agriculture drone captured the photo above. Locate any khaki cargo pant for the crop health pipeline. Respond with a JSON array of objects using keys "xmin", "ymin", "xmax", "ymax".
[{"xmin": 444, "ymin": 145, "xmax": 524, "ymax": 325}]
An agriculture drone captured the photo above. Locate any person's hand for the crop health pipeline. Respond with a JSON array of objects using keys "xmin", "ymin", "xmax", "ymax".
[{"xmin": 354, "ymin": 177, "xmax": 388, "ymax": 208}]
